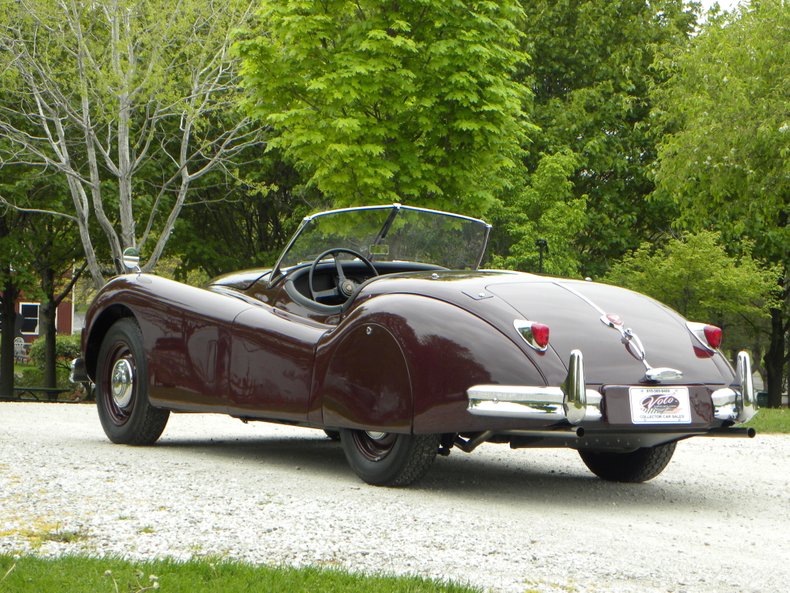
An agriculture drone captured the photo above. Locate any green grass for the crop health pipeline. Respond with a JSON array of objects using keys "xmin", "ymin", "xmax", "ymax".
[
  {"xmin": 745, "ymin": 408, "xmax": 790, "ymax": 434},
  {"xmin": 0, "ymin": 555, "xmax": 480, "ymax": 593}
]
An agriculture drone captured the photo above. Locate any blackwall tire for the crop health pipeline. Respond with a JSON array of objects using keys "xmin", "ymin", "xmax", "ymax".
[
  {"xmin": 96, "ymin": 318, "xmax": 169, "ymax": 445},
  {"xmin": 579, "ymin": 442, "xmax": 677, "ymax": 483},
  {"xmin": 340, "ymin": 430, "xmax": 439, "ymax": 487}
]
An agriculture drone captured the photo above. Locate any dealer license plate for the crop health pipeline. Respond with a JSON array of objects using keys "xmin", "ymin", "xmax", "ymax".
[{"xmin": 629, "ymin": 386, "xmax": 691, "ymax": 424}]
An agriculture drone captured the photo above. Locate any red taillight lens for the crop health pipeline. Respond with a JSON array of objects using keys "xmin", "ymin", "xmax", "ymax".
[
  {"xmin": 704, "ymin": 325, "xmax": 722, "ymax": 349},
  {"xmin": 687, "ymin": 321, "xmax": 722, "ymax": 354},
  {"xmin": 514, "ymin": 320, "xmax": 551, "ymax": 352},
  {"xmin": 531, "ymin": 323, "xmax": 550, "ymax": 349}
]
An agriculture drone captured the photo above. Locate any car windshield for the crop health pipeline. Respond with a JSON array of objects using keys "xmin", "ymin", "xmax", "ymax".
[{"xmin": 274, "ymin": 204, "xmax": 491, "ymax": 277}]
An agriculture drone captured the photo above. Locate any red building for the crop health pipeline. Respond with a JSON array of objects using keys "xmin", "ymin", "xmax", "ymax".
[
  {"xmin": 1, "ymin": 294, "xmax": 75, "ymax": 362},
  {"xmin": 14, "ymin": 297, "xmax": 75, "ymax": 344}
]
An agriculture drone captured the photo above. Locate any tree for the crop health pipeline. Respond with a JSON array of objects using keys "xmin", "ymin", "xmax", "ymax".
[
  {"xmin": 171, "ymin": 154, "xmax": 314, "ymax": 279},
  {"xmin": 0, "ymin": 0, "xmax": 263, "ymax": 288},
  {"xmin": 605, "ymin": 231, "xmax": 781, "ymax": 383},
  {"xmin": 651, "ymin": 0, "xmax": 789, "ymax": 405},
  {"xmin": 1, "ymin": 166, "xmax": 86, "ymax": 390},
  {"xmin": 0, "ymin": 204, "xmax": 37, "ymax": 397},
  {"xmin": 236, "ymin": 0, "xmax": 530, "ymax": 215},
  {"xmin": 513, "ymin": 0, "xmax": 697, "ymax": 275},
  {"xmin": 488, "ymin": 149, "xmax": 587, "ymax": 276}
]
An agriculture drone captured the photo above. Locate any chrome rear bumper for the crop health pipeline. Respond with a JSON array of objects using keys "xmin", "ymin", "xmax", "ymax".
[
  {"xmin": 467, "ymin": 350, "xmax": 758, "ymax": 425},
  {"xmin": 467, "ymin": 350, "xmax": 602, "ymax": 425}
]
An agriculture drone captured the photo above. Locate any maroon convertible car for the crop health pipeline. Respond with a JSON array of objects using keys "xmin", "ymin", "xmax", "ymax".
[{"xmin": 72, "ymin": 204, "xmax": 757, "ymax": 486}]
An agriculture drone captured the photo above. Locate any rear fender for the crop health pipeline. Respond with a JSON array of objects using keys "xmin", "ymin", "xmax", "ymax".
[{"xmin": 313, "ymin": 294, "xmax": 554, "ymax": 434}]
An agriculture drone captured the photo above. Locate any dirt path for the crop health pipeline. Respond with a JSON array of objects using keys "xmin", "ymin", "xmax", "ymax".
[{"xmin": 1, "ymin": 403, "xmax": 787, "ymax": 592}]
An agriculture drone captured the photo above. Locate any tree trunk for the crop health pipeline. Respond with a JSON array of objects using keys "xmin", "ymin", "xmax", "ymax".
[
  {"xmin": 40, "ymin": 267, "xmax": 57, "ymax": 389},
  {"xmin": 0, "ymin": 278, "xmax": 19, "ymax": 398},
  {"xmin": 764, "ymin": 307, "xmax": 785, "ymax": 408}
]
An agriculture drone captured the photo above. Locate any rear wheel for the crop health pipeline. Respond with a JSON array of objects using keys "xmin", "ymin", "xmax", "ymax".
[
  {"xmin": 340, "ymin": 429, "xmax": 439, "ymax": 486},
  {"xmin": 96, "ymin": 318, "xmax": 169, "ymax": 445},
  {"xmin": 578, "ymin": 442, "xmax": 676, "ymax": 483}
]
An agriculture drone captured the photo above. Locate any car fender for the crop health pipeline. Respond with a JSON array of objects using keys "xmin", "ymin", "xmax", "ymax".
[
  {"xmin": 83, "ymin": 275, "xmax": 255, "ymax": 412},
  {"xmin": 313, "ymin": 293, "xmax": 553, "ymax": 434}
]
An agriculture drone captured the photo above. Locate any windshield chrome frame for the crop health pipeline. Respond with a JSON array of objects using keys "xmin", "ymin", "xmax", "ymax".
[{"xmin": 268, "ymin": 203, "xmax": 492, "ymax": 287}]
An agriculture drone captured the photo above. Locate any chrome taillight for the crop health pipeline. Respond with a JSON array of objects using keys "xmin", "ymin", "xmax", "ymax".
[
  {"xmin": 687, "ymin": 322, "xmax": 722, "ymax": 352},
  {"xmin": 514, "ymin": 320, "xmax": 550, "ymax": 352}
]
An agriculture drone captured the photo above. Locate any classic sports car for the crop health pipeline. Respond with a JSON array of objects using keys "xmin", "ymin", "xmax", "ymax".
[{"xmin": 73, "ymin": 204, "xmax": 757, "ymax": 486}]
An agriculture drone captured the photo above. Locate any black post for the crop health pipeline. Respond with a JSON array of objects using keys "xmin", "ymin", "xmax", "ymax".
[{"xmin": 535, "ymin": 238, "xmax": 548, "ymax": 274}]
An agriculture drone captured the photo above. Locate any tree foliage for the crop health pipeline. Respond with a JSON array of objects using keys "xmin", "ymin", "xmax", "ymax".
[
  {"xmin": 651, "ymin": 0, "xmax": 789, "ymax": 265},
  {"xmin": 606, "ymin": 231, "xmax": 779, "ymax": 325},
  {"xmin": 488, "ymin": 149, "xmax": 586, "ymax": 276},
  {"xmin": 516, "ymin": 0, "xmax": 697, "ymax": 274},
  {"xmin": 171, "ymin": 153, "xmax": 313, "ymax": 278},
  {"xmin": 605, "ymin": 231, "xmax": 781, "ymax": 381},
  {"xmin": 651, "ymin": 0, "xmax": 788, "ymax": 404},
  {"xmin": 237, "ymin": 0, "xmax": 530, "ymax": 215}
]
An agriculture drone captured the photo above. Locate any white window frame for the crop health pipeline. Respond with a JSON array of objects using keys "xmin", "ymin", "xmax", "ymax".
[{"xmin": 19, "ymin": 301, "xmax": 40, "ymax": 336}]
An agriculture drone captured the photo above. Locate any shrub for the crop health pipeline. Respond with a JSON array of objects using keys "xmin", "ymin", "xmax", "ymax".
[{"xmin": 29, "ymin": 334, "xmax": 82, "ymax": 371}]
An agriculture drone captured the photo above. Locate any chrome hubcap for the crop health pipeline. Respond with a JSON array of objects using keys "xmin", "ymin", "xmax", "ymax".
[
  {"xmin": 365, "ymin": 431, "xmax": 387, "ymax": 440},
  {"xmin": 110, "ymin": 358, "xmax": 134, "ymax": 409}
]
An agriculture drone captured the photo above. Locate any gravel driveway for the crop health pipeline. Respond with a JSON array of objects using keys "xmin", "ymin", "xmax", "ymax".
[{"xmin": 1, "ymin": 402, "xmax": 788, "ymax": 593}]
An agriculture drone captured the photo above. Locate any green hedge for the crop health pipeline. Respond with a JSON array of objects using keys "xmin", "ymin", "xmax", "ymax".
[{"xmin": 29, "ymin": 334, "xmax": 81, "ymax": 371}]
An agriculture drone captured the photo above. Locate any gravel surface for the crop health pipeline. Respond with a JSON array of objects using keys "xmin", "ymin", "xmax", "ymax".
[{"xmin": 1, "ymin": 402, "xmax": 788, "ymax": 593}]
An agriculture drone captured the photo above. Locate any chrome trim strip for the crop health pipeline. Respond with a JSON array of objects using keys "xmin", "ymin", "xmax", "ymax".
[
  {"xmin": 645, "ymin": 367, "xmax": 683, "ymax": 381},
  {"xmin": 467, "ymin": 386, "xmax": 565, "ymax": 420},
  {"xmin": 560, "ymin": 282, "xmax": 683, "ymax": 381},
  {"xmin": 554, "ymin": 281, "xmax": 606, "ymax": 316}
]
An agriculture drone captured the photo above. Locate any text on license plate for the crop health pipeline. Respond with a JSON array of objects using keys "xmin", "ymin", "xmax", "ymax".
[{"xmin": 628, "ymin": 386, "xmax": 691, "ymax": 424}]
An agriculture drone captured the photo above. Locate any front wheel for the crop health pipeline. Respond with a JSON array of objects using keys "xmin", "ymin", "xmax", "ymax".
[
  {"xmin": 578, "ymin": 442, "xmax": 676, "ymax": 483},
  {"xmin": 340, "ymin": 430, "xmax": 439, "ymax": 487},
  {"xmin": 96, "ymin": 318, "xmax": 169, "ymax": 445}
]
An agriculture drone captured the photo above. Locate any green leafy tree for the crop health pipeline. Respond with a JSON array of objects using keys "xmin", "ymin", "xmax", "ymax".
[
  {"xmin": 488, "ymin": 150, "xmax": 586, "ymax": 276},
  {"xmin": 515, "ymin": 0, "xmax": 697, "ymax": 275},
  {"xmin": 651, "ymin": 0, "xmax": 789, "ymax": 405},
  {"xmin": 606, "ymin": 231, "xmax": 781, "ymax": 383},
  {"xmin": 237, "ymin": 0, "xmax": 530, "ymax": 215}
]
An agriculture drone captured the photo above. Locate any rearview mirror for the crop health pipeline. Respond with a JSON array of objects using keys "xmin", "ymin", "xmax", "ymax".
[{"xmin": 121, "ymin": 247, "xmax": 141, "ymax": 272}]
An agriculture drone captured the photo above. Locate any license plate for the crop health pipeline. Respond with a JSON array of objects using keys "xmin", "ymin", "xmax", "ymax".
[{"xmin": 629, "ymin": 386, "xmax": 691, "ymax": 424}]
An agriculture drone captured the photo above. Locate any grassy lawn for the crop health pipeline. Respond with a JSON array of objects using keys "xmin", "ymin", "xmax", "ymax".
[
  {"xmin": 0, "ymin": 554, "xmax": 480, "ymax": 593},
  {"xmin": 745, "ymin": 407, "xmax": 790, "ymax": 434}
]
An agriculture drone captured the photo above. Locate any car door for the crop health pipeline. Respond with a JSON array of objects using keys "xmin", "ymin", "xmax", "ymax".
[
  {"xmin": 147, "ymin": 284, "xmax": 252, "ymax": 411},
  {"xmin": 228, "ymin": 305, "xmax": 329, "ymax": 421}
]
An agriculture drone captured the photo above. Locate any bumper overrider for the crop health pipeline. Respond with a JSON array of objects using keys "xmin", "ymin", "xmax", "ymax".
[
  {"xmin": 69, "ymin": 357, "xmax": 90, "ymax": 384},
  {"xmin": 467, "ymin": 350, "xmax": 757, "ymax": 425}
]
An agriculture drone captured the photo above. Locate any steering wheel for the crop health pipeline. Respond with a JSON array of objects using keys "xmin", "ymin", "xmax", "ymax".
[{"xmin": 308, "ymin": 248, "xmax": 378, "ymax": 304}]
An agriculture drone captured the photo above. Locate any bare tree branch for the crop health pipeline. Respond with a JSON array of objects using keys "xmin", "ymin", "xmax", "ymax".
[{"xmin": 2, "ymin": 0, "xmax": 262, "ymax": 285}]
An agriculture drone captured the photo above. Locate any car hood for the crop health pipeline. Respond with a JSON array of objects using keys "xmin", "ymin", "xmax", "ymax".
[{"xmin": 360, "ymin": 271, "xmax": 734, "ymax": 386}]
